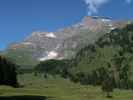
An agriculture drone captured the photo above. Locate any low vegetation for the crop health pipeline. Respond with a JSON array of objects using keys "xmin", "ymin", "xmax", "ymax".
[{"xmin": 0, "ymin": 74, "xmax": 133, "ymax": 100}]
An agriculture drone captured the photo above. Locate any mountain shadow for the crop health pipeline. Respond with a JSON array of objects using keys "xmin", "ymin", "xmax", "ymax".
[{"xmin": 0, "ymin": 95, "xmax": 48, "ymax": 100}]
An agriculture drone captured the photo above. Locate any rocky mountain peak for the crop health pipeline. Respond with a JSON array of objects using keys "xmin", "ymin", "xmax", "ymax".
[{"xmin": 5, "ymin": 16, "xmax": 130, "ymax": 64}]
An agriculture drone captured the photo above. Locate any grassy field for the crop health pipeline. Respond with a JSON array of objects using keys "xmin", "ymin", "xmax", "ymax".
[{"xmin": 0, "ymin": 73, "xmax": 133, "ymax": 100}]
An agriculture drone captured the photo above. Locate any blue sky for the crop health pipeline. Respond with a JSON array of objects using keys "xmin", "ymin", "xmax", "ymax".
[{"xmin": 0, "ymin": 0, "xmax": 133, "ymax": 50}]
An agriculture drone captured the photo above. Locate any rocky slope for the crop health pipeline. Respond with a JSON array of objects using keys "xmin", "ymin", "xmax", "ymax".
[{"xmin": 3, "ymin": 16, "xmax": 129, "ymax": 67}]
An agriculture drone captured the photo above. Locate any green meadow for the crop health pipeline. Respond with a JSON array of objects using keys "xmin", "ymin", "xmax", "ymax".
[{"xmin": 0, "ymin": 73, "xmax": 133, "ymax": 100}]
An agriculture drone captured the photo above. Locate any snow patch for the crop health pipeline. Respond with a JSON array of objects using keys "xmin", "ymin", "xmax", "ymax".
[
  {"xmin": 45, "ymin": 32, "xmax": 56, "ymax": 38},
  {"xmin": 39, "ymin": 51, "xmax": 58, "ymax": 61},
  {"xmin": 22, "ymin": 42, "xmax": 32, "ymax": 45},
  {"xmin": 108, "ymin": 24, "xmax": 116, "ymax": 30},
  {"xmin": 101, "ymin": 18, "xmax": 111, "ymax": 23},
  {"xmin": 110, "ymin": 27, "xmax": 115, "ymax": 30}
]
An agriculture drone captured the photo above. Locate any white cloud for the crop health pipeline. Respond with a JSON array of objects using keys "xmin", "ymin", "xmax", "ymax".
[
  {"xmin": 125, "ymin": 0, "xmax": 132, "ymax": 4},
  {"xmin": 84, "ymin": 0, "xmax": 110, "ymax": 15},
  {"xmin": 84, "ymin": 0, "xmax": 132, "ymax": 15}
]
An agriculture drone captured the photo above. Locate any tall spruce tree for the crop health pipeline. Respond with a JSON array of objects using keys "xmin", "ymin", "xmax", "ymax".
[{"xmin": 0, "ymin": 56, "xmax": 18, "ymax": 87}]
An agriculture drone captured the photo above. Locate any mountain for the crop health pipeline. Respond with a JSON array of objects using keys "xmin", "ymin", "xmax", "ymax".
[
  {"xmin": 35, "ymin": 22, "xmax": 133, "ymax": 89},
  {"xmin": 66, "ymin": 22, "xmax": 133, "ymax": 88},
  {"xmin": 3, "ymin": 16, "xmax": 129, "ymax": 68}
]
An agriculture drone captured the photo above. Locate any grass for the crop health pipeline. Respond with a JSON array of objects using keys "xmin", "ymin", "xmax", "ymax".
[{"xmin": 0, "ymin": 73, "xmax": 133, "ymax": 100}]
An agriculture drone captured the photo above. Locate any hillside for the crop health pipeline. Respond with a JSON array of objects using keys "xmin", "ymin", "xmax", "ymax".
[{"xmin": 67, "ymin": 22, "xmax": 133, "ymax": 88}]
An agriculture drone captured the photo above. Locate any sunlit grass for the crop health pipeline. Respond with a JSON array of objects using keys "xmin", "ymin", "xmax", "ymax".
[{"xmin": 0, "ymin": 73, "xmax": 133, "ymax": 100}]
